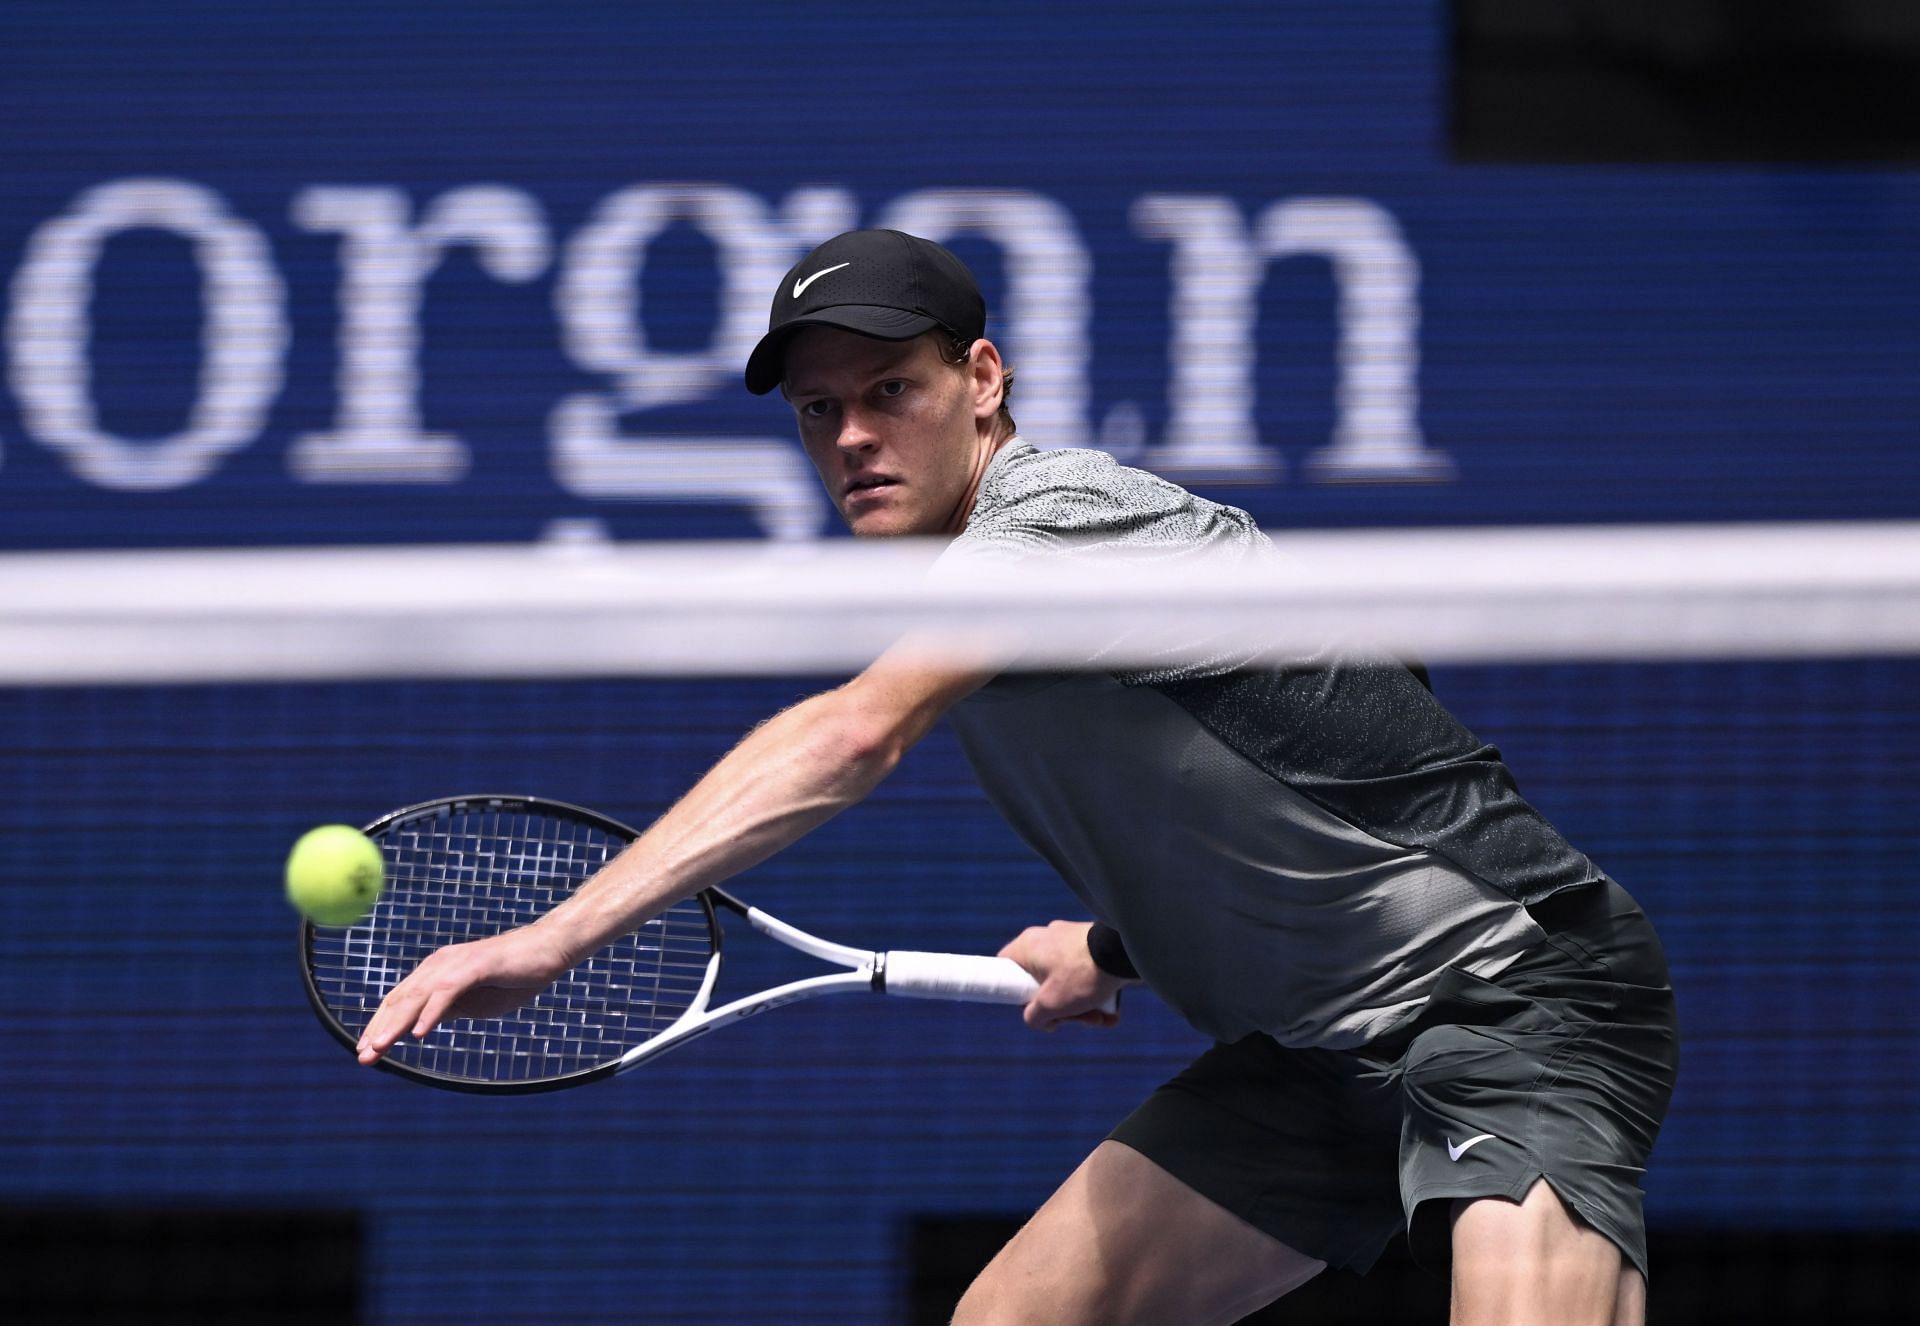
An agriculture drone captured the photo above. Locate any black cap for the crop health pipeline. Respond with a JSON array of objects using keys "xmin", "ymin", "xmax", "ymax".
[{"xmin": 743, "ymin": 229, "xmax": 986, "ymax": 395}]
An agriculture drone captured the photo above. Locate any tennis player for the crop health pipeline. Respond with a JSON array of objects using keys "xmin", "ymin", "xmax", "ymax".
[{"xmin": 359, "ymin": 230, "xmax": 1679, "ymax": 1326}]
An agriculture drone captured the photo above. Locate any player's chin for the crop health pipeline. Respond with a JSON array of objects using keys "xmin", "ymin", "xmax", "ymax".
[{"xmin": 842, "ymin": 502, "xmax": 921, "ymax": 538}]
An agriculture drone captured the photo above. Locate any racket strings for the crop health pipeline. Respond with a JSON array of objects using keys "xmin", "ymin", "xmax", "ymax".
[{"xmin": 307, "ymin": 806, "xmax": 714, "ymax": 1084}]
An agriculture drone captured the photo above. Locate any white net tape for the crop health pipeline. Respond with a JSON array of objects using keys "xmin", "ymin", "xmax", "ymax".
[{"xmin": 2, "ymin": 520, "xmax": 1917, "ymax": 684}]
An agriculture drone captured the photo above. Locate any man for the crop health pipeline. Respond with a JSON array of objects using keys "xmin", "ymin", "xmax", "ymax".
[{"xmin": 358, "ymin": 229, "xmax": 1679, "ymax": 1326}]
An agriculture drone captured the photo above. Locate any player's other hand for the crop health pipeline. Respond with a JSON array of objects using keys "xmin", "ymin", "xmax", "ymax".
[
  {"xmin": 998, "ymin": 919, "xmax": 1133, "ymax": 1031},
  {"xmin": 356, "ymin": 926, "xmax": 573, "ymax": 1065}
]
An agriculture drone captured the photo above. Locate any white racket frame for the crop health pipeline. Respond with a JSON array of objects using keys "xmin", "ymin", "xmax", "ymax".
[
  {"xmin": 616, "ymin": 890, "xmax": 1061, "ymax": 1073},
  {"xmin": 305, "ymin": 795, "xmax": 1116, "ymax": 1093}
]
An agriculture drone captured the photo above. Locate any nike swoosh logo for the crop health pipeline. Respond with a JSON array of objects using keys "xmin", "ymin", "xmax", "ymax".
[
  {"xmin": 1447, "ymin": 1133, "xmax": 1497, "ymax": 1162},
  {"xmin": 792, "ymin": 262, "xmax": 850, "ymax": 298}
]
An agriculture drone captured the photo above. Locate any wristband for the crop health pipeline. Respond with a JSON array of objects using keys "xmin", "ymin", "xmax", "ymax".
[{"xmin": 1086, "ymin": 922, "xmax": 1139, "ymax": 980}]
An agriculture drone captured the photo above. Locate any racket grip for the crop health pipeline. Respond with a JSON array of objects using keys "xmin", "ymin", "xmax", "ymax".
[
  {"xmin": 881, "ymin": 951, "xmax": 1120, "ymax": 1014},
  {"xmin": 882, "ymin": 951, "xmax": 1039, "ymax": 1004}
]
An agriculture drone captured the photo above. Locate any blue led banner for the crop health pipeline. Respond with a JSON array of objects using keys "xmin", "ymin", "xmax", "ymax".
[{"xmin": 3, "ymin": 3, "xmax": 1917, "ymax": 551}]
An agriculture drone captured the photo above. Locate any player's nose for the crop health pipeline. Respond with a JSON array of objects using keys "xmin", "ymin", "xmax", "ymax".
[{"xmin": 836, "ymin": 405, "xmax": 881, "ymax": 452}]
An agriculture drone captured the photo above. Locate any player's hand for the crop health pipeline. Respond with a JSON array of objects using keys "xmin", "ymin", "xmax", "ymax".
[
  {"xmin": 998, "ymin": 919, "xmax": 1133, "ymax": 1031},
  {"xmin": 356, "ymin": 925, "xmax": 574, "ymax": 1065}
]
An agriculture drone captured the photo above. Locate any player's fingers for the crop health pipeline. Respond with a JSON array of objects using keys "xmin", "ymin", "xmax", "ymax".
[
  {"xmin": 1021, "ymin": 996, "xmax": 1061, "ymax": 1032},
  {"xmin": 1028, "ymin": 981, "xmax": 1096, "ymax": 1031},
  {"xmin": 998, "ymin": 923, "xmax": 1059, "ymax": 969},
  {"xmin": 1026, "ymin": 972, "xmax": 1123, "ymax": 1031},
  {"xmin": 357, "ymin": 945, "xmax": 459, "ymax": 1049},
  {"xmin": 409, "ymin": 984, "xmax": 464, "ymax": 1041},
  {"xmin": 357, "ymin": 985, "xmax": 425, "ymax": 1062}
]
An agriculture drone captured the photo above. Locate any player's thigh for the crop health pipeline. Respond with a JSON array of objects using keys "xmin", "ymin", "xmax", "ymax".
[
  {"xmin": 1612, "ymin": 1264, "xmax": 1646, "ymax": 1326},
  {"xmin": 1449, "ymin": 1180, "xmax": 1628, "ymax": 1326},
  {"xmin": 952, "ymin": 1140, "xmax": 1326, "ymax": 1326}
]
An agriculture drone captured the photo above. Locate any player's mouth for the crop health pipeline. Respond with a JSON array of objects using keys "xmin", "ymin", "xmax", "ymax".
[{"xmin": 844, "ymin": 475, "xmax": 900, "ymax": 504}]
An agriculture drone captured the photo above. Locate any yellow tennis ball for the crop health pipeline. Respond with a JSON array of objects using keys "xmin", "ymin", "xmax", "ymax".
[{"xmin": 286, "ymin": 824, "xmax": 385, "ymax": 926}]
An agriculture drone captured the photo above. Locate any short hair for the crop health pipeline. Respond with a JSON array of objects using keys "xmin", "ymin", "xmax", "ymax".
[{"xmin": 940, "ymin": 333, "xmax": 1017, "ymax": 435}]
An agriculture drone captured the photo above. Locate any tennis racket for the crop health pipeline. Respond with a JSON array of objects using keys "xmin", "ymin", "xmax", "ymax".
[{"xmin": 301, "ymin": 794, "xmax": 1080, "ymax": 1094}]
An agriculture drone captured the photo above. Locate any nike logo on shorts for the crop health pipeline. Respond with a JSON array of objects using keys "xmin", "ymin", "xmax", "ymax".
[
  {"xmin": 1447, "ymin": 1133, "xmax": 1497, "ymax": 1161},
  {"xmin": 793, "ymin": 262, "xmax": 850, "ymax": 298}
]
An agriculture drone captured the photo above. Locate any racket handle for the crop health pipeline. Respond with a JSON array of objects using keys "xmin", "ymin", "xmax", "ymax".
[
  {"xmin": 881, "ymin": 951, "xmax": 1120, "ymax": 1014},
  {"xmin": 882, "ymin": 951, "xmax": 1039, "ymax": 1003}
]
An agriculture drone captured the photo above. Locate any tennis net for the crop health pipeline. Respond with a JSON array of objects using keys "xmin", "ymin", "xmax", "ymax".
[{"xmin": 0, "ymin": 520, "xmax": 1915, "ymax": 683}]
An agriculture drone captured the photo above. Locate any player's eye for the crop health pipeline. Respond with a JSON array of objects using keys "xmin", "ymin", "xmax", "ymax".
[
  {"xmin": 800, "ymin": 399, "xmax": 833, "ymax": 419},
  {"xmin": 877, "ymin": 380, "xmax": 907, "ymax": 398}
]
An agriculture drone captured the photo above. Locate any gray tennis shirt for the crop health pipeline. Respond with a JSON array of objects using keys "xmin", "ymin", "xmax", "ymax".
[{"xmin": 940, "ymin": 438, "xmax": 1603, "ymax": 1050}]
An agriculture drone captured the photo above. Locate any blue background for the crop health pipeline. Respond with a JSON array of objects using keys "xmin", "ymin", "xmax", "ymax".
[{"xmin": 1, "ymin": 3, "xmax": 1916, "ymax": 1322}]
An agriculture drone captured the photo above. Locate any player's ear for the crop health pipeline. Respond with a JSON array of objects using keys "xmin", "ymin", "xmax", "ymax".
[{"xmin": 967, "ymin": 338, "xmax": 1005, "ymax": 421}]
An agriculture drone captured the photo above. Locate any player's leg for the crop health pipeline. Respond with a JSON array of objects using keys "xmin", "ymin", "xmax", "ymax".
[
  {"xmin": 1612, "ymin": 1263, "xmax": 1647, "ymax": 1326},
  {"xmin": 1448, "ymin": 1180, "xmax": 1636, "ymax": 1326},
  {"xmin": 1396, "ymin": 881, "xmax": 1678, "ymax": 1326},
  {"xmin": 950, "ymin": 1140, "xmax": 1326, "ymax": 1326}
]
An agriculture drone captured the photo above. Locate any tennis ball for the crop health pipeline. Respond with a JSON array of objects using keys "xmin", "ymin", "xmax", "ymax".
[{"xmin": 285, "ymin": 824, "xmax": 385, "ymax": 926}]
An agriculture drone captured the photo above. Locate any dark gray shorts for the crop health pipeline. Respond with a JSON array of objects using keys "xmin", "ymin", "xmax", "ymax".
[{"xmin": 1108, "ymin": 880, "xmax": 1679, "ymax": 1280}]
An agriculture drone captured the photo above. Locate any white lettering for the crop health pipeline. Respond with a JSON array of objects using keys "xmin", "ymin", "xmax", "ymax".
[
  {"xmin": 876, "ymin": 190, "xmax": 1092, "ymax": 450},
  {"xmin": 1135, "ymin": 194, "xmax": 1450, "ymax": 482},
  {"xmin": 1259, "ymin": 197, "xmax": 1450, "ymax": 481},
  {"xmin": 1131, "ymin": 195, "xmax": 1273, "ymax": 478},
  {"xmin": 0, "ymin": 179, "xmax": 1446, "ymax": 519},
  {"xmin": 550, "ymin": 184, "xmax": 851, "ymax": 539},
  {"xmin": 6, "ymin": 178, "xmax": 287, "ymax": 489},
  {"xmin": 289, "ymin": 185, "xmax": 550, "ymax": 482}
]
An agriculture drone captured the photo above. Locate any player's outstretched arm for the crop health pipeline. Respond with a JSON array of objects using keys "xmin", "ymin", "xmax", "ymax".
[
  {"xmin": 999, "ymin": 920, "xmax": 1140, "ymax": 1031},
  {"xmin": 357, "ymin": 643, "xmax": 995, "ymax": 1065}
]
